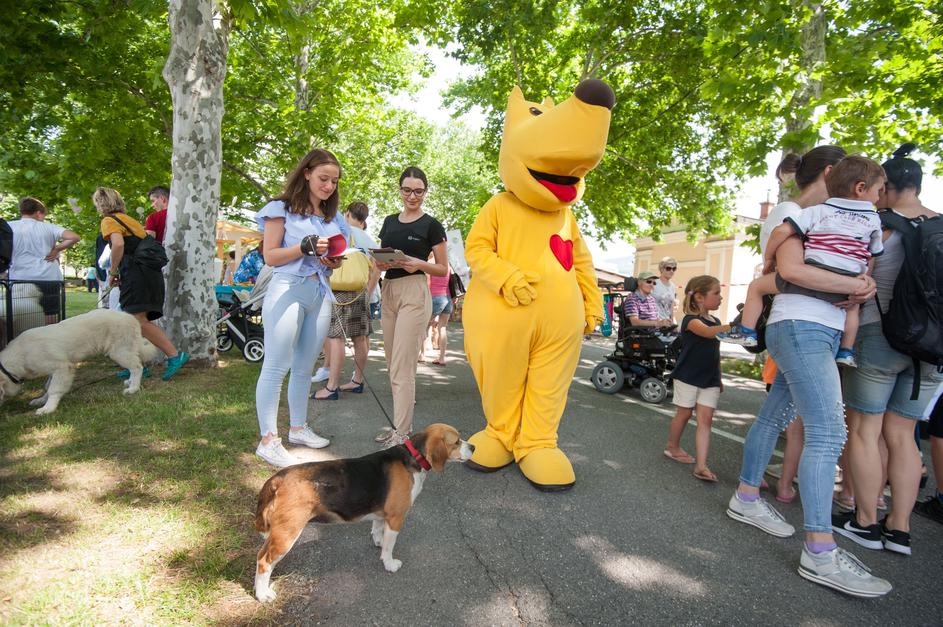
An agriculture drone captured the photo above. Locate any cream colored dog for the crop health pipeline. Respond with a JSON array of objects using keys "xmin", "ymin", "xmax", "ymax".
[{"xmin": 0, "ymin": 309, "xmax": 161, "ymax": 414}]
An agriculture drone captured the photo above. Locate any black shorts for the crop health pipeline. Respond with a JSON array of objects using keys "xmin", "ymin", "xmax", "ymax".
[
  {"xmin": 34, "ymin": 281, "xmax": 63, "ymax": 315},
  {"xmin": 929, "ymin": 393, "xmax": 943, "ymax": 439}
]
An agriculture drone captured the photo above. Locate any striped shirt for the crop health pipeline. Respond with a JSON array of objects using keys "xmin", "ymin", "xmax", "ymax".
[
  {"xmin": 785, "ymin": 197, "xmax": 883, "ymax": 274},
  {"xmin": 623, "ymin": 291, "xmax": 658, "ymax": 321}
]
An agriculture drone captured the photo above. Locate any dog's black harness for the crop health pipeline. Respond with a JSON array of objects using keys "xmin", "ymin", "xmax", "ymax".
[{"xmin": 0, "ymin": 360, "xmax": 23, "ymax": 385}]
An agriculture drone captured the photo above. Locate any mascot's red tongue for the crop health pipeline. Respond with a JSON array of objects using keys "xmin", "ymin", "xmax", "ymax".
[{"xmin": 538, "ymin": 179, "xmax": 578, "ymax": 203}]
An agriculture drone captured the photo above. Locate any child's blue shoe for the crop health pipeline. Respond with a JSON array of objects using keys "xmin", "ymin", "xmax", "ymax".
[
  {"xmin": 836, "ymin": 347, "xmax": 857, "ymax": 368},
  {"xmin": 117, "ymin": 367, "xmax": 150, "ymax": 380},
  {"xmin": 162, "ymin": 352, "xmax": 190, "ymax": 381},
  {"xmin": 718, "ymin": 324, "xmax": 758, "ymax": 347}
]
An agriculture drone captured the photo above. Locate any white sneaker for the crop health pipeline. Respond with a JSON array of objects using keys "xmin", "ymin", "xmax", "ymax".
[
  {"xmin": 256, "ymin": 438, "xmax": 300, "ymax": 468},
  {"xmin": 726, "ymin": 493, "xmax": 795, "ymax": 538},
  {"xmin": 288, "ymin": 425, "xmax": 330, "ymax": 449},
  {"xmin": 798, "ymin": 546, "xmax": 892, "ymax": 598},
  {"xmin": 311, "ymin": 367, "xmax": 330, "ymax": 383}
]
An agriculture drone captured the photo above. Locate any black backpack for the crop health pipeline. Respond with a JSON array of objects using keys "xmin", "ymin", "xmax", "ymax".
[
  {"xmin": 110, "ymin": 214, "xmax": 168, "ymax": 271},
  {"xmin": 877, "ymin": 210, "xmax": 943, "ymax": 399},
  {"xmin": 0, "ymin": 218, "xmax": 11, "ymax": 274}
]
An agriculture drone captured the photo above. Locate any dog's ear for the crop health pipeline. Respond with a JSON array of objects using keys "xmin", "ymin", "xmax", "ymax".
[{"xmin": 425, "ymin": 425, "xmax": 459, "ymax": 472}]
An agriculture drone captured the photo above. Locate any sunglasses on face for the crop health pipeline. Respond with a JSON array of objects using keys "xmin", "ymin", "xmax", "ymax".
[
  {"xmin": 664, "ymin": 266, "xmax": 677, "ymax": 271},
  {"xmin": 644, "ymin": 279, "xmax": 658, "ymax": 285}
]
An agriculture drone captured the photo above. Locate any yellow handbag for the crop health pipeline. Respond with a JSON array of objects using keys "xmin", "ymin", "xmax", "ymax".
[{"xmin": 329, "ymin": 237, "xmax": 371, "ymax": 291}]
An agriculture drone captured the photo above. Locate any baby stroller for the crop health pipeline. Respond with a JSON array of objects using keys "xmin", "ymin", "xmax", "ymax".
[
  {"xmin": 590, "ymin": 277, "xmax": 680, "ymax": 403},
  {"xmin": 215, "ymin": 265, "xmax": 271, "ymax": 362}
]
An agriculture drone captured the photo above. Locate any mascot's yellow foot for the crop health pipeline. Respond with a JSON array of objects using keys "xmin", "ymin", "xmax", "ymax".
[
  {"xmin": 466, "ymin": 431, "xmax": 514, "ymax": 472},
  {"xmin": 518, "ymin": 448, "xmax": 575, "ymax": 492}
]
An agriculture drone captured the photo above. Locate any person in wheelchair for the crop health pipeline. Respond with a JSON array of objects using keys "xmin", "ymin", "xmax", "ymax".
[{"xmin": 623, "ymin": 270, "xmax": 674, "ymax": 331}]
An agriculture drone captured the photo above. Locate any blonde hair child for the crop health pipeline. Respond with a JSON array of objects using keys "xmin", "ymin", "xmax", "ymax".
[{"xmin": 664, "ymin": 275, "xmax": 731, "ymax": 482}]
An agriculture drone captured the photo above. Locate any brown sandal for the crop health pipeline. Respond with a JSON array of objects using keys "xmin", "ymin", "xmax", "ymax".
[{"xmin": 693, "ymin": 468, "xmax": 718, "ymax": 482}]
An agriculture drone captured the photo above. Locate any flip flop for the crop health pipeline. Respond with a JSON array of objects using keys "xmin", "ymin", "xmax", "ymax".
[
  {"xmin": 431, "ymin": 360, "xmax": 447, "ymax": 366},
  {"xmin": 693, "ymin": 468, "xmax": 718, "ymax": 482},
  {"xmin": 663, "ymin": 450, "xmax": 695, "ymax": 464}
]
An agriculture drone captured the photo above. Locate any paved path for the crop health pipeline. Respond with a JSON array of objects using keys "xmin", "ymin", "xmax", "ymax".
[{"xmin": 274, "ymin": 327, "xmax": 942, "ymax": 626}]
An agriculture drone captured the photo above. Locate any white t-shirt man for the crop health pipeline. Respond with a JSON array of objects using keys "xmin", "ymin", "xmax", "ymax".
[{"xmin": 8, "ymin": 217, "xmax": 66, "ymax": 281}]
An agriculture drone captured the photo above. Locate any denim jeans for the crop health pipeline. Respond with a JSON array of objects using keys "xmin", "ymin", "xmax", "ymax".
[
  {"xmin": 255, "ymin": 273, "xmax": 327, "ymax": 437},
  {"xmin": 739, "ymin": 319, "xmax": 846, "ymax": 533}
]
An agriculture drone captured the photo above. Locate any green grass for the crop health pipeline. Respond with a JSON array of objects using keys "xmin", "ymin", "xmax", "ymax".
[
  {"xmin": 65, "ymin": 287, "xmax": 101, "ymax": 318},
  {"xmin": 720, "ymin": 357, "xmax": 763, "ymax": 381},
  {"xmin": 0, "ymin": 293, "xmax": 278, "ymax": 624}
]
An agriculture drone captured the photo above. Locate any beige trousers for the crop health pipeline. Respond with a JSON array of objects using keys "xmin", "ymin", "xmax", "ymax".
[{"xmin": 381, "ymin": 274, "xmax": 432, "ymax": 433}]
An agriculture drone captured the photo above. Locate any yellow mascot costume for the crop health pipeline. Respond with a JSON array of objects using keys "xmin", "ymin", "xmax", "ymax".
[{"xmin": 463, "ymin": 79, "xmax": 614, "ymax": 491}]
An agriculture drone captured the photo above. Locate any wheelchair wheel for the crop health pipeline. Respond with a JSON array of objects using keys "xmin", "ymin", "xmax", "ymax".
[
  {"xmin": 243, "ymin": 338, "xmax": 265, "ymax": 362},
  {"xmin": 591, "ymin": 361, "xmax": 625, "ymax": 394},
  {"xmin": 639, "ymin": 377, "xmax": 668, "ymax": 404},
  {"xmin": 216, "ymin": 333, "xmax": 233, "ymax": 352}
]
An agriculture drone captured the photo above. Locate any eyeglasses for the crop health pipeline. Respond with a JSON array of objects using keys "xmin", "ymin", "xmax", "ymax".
[
  {"xmin": 664, "ymin": 266, "xmax": 677, "ymax": 271},
  {"xmin": 400, "ymin": 187, "xmax": 426, "ymax": 197}
]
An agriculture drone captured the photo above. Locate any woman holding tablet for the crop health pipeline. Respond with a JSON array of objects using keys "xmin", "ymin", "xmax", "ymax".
[{"xmin": 374, "ymin": 166, "xmax": 448, "ymax": 446}]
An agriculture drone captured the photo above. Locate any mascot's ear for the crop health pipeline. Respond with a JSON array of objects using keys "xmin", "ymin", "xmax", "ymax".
[
  {"xmin": 542, "ymin": 96, "xmax": 554, "ymax": 108},
  {"xmin": 509, "ymin": 85, "xmax": 524, "ymax": 104}
]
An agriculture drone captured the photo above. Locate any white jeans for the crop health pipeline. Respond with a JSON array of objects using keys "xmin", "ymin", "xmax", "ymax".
[{"xmin": 255, "ymin": 273, "xmax": 328, "ymax": 436}]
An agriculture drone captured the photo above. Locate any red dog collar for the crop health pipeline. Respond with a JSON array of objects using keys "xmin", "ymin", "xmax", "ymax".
[{"xmin": 404, "ymin": 438, "xmax": 432, "ymax": 471}]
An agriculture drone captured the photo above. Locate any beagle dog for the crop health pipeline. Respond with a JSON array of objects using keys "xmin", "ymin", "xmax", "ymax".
[{"xmin": 253, "ymin": 423, "xmax": 474, "ymax": 602}]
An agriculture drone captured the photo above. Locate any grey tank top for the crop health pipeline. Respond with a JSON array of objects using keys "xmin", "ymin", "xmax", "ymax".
[{"xmin": 860, "ymin": 230, "xmax": 905, "ymax": 326}]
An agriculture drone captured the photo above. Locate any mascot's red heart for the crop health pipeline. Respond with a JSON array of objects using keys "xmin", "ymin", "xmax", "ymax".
[{"xmin": 549, "ymin": 234, "xmax": 574, "ymax": 271}]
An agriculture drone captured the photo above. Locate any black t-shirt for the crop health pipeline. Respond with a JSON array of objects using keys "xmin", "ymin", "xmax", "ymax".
[
  {"xmin": 379, "ymin": 213, "xmax": 447, "ymax": 280},
  {"xmin": 671, "ymin": 314, "xmax": 722, "ymax": 388}
]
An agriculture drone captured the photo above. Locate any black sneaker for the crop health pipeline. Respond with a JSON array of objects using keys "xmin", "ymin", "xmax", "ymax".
[
  {"xmin": 880, "ymin": 518, "xmax": 912, "ymax": 556},
  {"xmin": 832, "ymin": 511, "xmax": 883, "ymax": 550},
  {"xmin": 914, "ymin": 496, "xmax": 943, "ymax": 525}
]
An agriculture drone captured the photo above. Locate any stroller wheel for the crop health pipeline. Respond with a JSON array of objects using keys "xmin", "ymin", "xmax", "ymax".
[
  {"xmin": 591, "ymin": 361, "xmax": 625, "ymax": 394},
  {"xmin": 243, "ymin": 338, "xmax": 265, "ymax": 362},
  {"xmin": 216, "ymin": 333, "xmax": 233, "ymax": 352},
  {"xmin": 639, "ymin": 377, "xmax": 668, "ymax": 404}
]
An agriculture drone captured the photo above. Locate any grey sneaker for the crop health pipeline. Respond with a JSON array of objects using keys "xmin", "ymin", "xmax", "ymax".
[
  {"xmin": 726, "ymin": 493, "xmax": 795, "ymax": 538},
  {"xmin": 287, "ymin": 425, "xmax": 330, "ymax": 449},
  {"xmin": 374, "ymin": 427, "xmax": 394, "ymax": 443},
  {"xmin": 381, "ymin": 430, "xmax": 411, "ymax": 449},
  {"xmin": 256, "ymin": 438, "xmax": 300, "ymax": 468},
  {"xmin": 798, "ymin": 546, "xmax": 892, "ymax": 598}
]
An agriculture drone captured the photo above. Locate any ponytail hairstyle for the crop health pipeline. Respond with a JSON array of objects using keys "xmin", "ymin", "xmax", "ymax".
[
  {"xmin": 682, "ymin": 275, "xmax": 720, "ymax": 316},
  {"xmin": 276, "ymin": 148, "xmax": 342, "ymax": 221},
  {"xmin": 776, "ymin": 145, "xmax": 846, "ymax": 190},
  {"xmin": 882, "ymin": 142, "xmax": 922, "ymax": 194}
]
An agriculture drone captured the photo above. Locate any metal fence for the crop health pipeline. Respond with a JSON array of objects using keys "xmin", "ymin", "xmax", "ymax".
[{"xmin": 0, "ymin": 279, "xmax": 66, "ymax": 349}]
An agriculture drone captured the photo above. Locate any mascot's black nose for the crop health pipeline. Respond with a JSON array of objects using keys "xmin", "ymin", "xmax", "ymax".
[{"xmin": 574, "ymin": 79, "xmax": 615, "ymax": 110}]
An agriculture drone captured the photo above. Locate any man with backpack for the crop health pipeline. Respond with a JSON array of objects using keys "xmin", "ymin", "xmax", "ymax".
[{"xmin": 838, "ymin": 143, "xmax": 942, "ymax": 559}]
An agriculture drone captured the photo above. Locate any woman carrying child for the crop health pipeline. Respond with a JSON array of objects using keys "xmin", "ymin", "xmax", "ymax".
[{"xmin": 664, "ymin": 275, "xmax": 730, "ymax": 482}]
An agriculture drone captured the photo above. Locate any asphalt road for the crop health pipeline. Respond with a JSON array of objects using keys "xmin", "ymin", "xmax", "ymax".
[{"xmin": 270, "ymin": 327, "xmax": 942, "ymax": 626}]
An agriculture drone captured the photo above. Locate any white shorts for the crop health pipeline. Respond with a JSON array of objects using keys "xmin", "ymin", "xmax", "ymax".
[{"xmin": 672, "ymin": 379, "xmax": 720, "ymax": 409}]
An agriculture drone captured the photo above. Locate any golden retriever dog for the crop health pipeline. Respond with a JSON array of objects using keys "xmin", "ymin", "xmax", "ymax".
[
  {"xmin": 0, "ymin": 309, "xmax": 160, "ymax": 414},
  {"xmin": 253, "ymin": 423, "xmax": 474, "ymax": 602}
]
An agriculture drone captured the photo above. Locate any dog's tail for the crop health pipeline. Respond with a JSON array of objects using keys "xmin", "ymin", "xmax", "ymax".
[{"xmin": 255, "ymin": 474, "xmax": 284, "ymax": 534}]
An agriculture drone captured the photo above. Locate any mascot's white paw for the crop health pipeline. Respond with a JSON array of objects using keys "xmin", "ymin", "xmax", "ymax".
[
  {"xmin": 34, "ymin": 405, "xmax": 55, "ymax": 415},
  {"xmin": 383, "ymin": 558, "xmax": 402, "ymax": 573}
]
